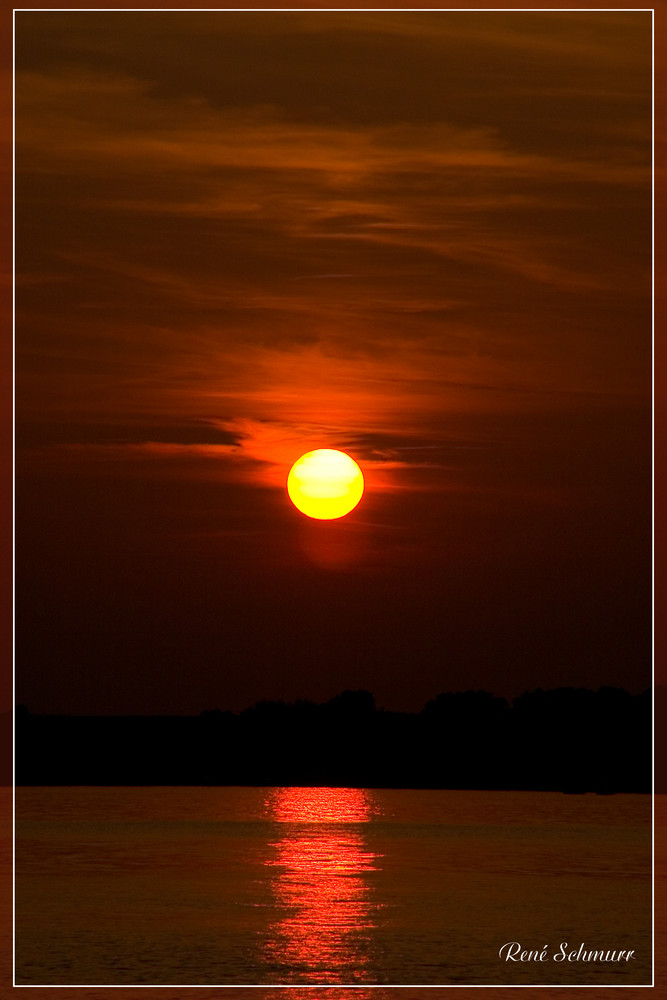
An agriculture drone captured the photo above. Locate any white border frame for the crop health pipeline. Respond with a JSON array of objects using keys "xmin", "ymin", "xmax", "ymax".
[{"xmin": 11, "ymin": 5, "xmax": 656, "ymax": 989}]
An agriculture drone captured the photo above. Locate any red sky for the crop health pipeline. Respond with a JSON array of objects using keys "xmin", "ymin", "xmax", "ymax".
[{"xmin": 15, "ymin": 10, "xmax": 651, "ymax": 715}]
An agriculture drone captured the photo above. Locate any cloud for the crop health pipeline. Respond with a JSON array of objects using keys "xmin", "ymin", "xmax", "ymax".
[
  {"xmin": 39, "ymin": 415, "xmax": 437, "ymax": 500},
  {"xmin": 15, "ymin": 12, "xmax": 651, "ymax": 495}
]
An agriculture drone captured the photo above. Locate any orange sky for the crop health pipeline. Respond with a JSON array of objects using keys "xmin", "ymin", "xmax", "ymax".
[{"xmin": 15, "ymin": 11, "xmax": 652, "ymax": 714}]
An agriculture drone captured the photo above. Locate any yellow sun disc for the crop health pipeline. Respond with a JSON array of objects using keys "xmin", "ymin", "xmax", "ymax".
[{"xmin": 287, "ymin": 449, "xmax": 364, "ymax": 520}]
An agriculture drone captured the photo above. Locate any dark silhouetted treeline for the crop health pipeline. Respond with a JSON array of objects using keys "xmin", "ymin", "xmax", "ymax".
[{"xmin": 15, "ymin": 686, "xmax": 651, "ymax": 791}]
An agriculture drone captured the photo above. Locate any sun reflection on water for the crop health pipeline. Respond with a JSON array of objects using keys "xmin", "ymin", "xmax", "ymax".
[{"xmin": 262, "ymin": 787, "xmax": 384, "ymax": 984}]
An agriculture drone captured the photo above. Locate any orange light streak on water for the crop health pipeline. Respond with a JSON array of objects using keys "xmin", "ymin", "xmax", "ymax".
[{"xmin": 262, "ymin": 787, "xmax": 384, "ymax": 984}]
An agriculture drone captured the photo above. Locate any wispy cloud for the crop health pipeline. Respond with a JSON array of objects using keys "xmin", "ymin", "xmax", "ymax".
[{"xmin": 15, "ymin": 11, "xmax": 651, "ymax": 494}]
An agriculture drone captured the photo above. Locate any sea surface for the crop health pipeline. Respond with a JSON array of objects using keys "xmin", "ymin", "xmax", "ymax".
[{"xmin": 14, "ymin": 786, "xmax": 651, "ymax": 986}]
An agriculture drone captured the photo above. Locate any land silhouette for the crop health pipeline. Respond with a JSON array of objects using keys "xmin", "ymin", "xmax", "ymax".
[{"xmin": 15, "ymin": 686, "xmax": 650, "ymax": 792}]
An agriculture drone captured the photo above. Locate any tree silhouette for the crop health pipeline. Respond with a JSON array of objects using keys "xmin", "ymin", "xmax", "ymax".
[{"xmin": 15, "ymin": 685, "xmax": 650, "ymax": 791}]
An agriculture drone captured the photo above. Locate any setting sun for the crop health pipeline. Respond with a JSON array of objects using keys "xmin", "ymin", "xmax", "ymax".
[{"xmin": 287, "ymin": 449, "xmax": 364, "ymax": 520}]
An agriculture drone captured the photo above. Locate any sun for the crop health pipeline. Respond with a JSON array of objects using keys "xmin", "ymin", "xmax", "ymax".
[{"xmin": 287, "ymin": 449, "xmax": 364, "ymax": 520}]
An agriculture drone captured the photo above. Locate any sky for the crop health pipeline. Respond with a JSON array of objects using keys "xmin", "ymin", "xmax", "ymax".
[{"xmin": 15, "ymin": 10, "xmax": 652, "ymax": 716}]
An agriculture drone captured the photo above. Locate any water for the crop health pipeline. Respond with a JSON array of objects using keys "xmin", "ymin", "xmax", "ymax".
[{"xmin": 15, "ymin": 787, "xmax": 651, "ymax": 986}]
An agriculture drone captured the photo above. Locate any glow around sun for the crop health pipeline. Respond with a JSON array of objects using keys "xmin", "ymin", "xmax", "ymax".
[{"xmin": 287, "ymin": 449, "xmax": 364, "ymax": 520}]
